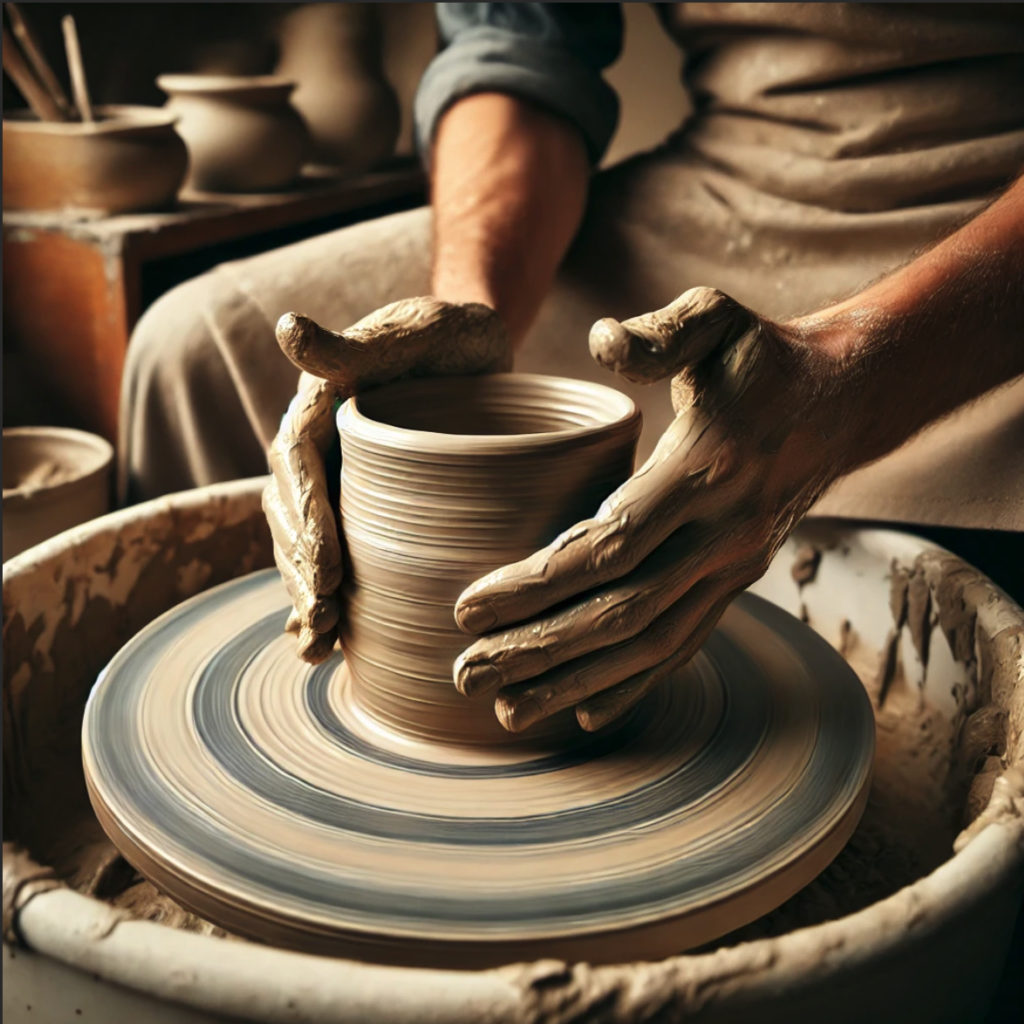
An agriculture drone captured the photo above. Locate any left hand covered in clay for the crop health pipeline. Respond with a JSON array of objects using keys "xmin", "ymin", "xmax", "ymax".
[
  {"xmin": 453, "ymin": 286, "xmax": 853, "ymax": 733},
  {"xmin": 264, "ymin": 296, "xmax": 510, "ymax": 663}
]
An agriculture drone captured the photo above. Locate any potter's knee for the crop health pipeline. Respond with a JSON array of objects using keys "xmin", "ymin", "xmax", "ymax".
[{"xmin": 126, "ymin": 272, "xmax": 223, "ymax": 386}]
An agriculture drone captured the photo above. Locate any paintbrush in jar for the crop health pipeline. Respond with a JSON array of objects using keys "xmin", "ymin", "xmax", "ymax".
[
  {"xmin": 2, "ymin": 24, "xmax": 63, "ymax": 121},
  {"xmin": 61, "ymin": 13, "xmax": 93, "ymax": 123},
  {"xmin": 4, "ymin": 2, "xmax": 73, "ymax": 118}
]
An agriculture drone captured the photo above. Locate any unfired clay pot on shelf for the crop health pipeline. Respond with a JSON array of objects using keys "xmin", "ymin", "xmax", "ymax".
[
  {"xmin": 2, "ymin": 427, "xmax": 113, "ymax": 561},
  {"xmin": 157, "ymin": 74, "xmax": 310, "ymax": 193},
  {"xmin": 337, "ymin": 374, "xmax": 642, "ymax": 747},
  {"xmin": 275, "ymin": 2, "xmax": 400, "ymax": 173},
  {"xmin": 2, "ymin": 106, "xmax": 188, "ymax": 215}
]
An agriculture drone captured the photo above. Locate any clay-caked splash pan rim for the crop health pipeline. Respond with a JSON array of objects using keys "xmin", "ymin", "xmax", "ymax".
[{"xmin": 338, "ymin": 373, "xmax": 643, "ymax": 458}]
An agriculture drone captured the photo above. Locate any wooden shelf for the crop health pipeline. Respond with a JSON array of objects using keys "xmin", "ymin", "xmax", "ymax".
[{"xmin": 3, "ymin": 164, "xmax": 426, "ymax": 443}]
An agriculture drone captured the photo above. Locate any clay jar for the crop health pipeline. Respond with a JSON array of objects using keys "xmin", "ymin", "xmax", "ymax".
[
  {"xmin": 2, "ymin": 106, "xmax": 188, "ymax": 215},
  {"xmin": 336, "ymin": 374, "xmax": 642, "ymax": 748},
  {"xmin": 275, "ymin": 3, "xmax": 399, "ymax": 173},
  {"xmin": 2, "ymin": 427, "xmax": 113, "ymax": 561},
  {"xmin": 157, "ymin": 75, "xmax": 309, "ymax": 193}
]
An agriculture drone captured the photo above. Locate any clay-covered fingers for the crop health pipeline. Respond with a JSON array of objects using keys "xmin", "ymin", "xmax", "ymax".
[
  {"xmin": 454, "ymin": 409, "xmax": 739, "ymax": 636},
  {"xmin": 268, "ymin": 297, "xmax": 510, "ymax": 668},
  {"xmin": 589, "ymin": 286, "xmax": 759, "ymax": 386},
  {"xmin": 454, "ymin": 525, "xmax": 722, "ymax": 696},
  {"xmin": 275, "ymin": 297, "xmax": 511, "ymax": 399},
  {"xmin": 263, "ymin": 470, "xmax": 339, "ymax": 626},
  {"xmin": 491, "ymin": 577, "xmax": 734, "ymax": 733},
  {"xmin": 263, "ymin": 456, "xmax": 342, "ymax": 662},
  {"xmin": 264, "ymin": 374, "xmax": 344, "ymax": 665},
  {"xmin": 575, "ymin": 588, "xmax": 741, "ymax": 732}
]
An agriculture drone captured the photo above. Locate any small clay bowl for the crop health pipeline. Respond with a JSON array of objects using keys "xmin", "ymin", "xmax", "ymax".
[
  {"xmin": 2, "ymin": 427, "xmax": 114, "ymax": 561},
  {"xmin": 157, "ymin": 74, "xmax": 310, "ymax": 193},
  {"xmin": 2, "ymin": 106, "xmax": 188, "ymax": 216},
  {"xmin": 336, "ymin": 373, "xmax": 643, "ymax": 747}
]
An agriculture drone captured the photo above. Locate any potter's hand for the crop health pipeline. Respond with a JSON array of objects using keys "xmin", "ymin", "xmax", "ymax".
[
  {"xmin": 454, "ymin": 286, "xmax": 846, "ymax": 733},
  {"xmin": 264, "ymin": 297, "xmax": 511, "ymax": 662}
]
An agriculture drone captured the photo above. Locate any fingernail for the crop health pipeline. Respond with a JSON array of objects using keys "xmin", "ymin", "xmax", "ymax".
[
  {"xmin": 457, "ymin": 602, "xmax": 499, "ymax": 634},
  {"xmin": 309, "ymin": 596, "xmax": 339, "ymax": 634},
  {"xmin": 577, "ymin": 704, "xmax": 611, "ymax": 732},
  {"xmin": 578, "ymin": 690, "xmax": 644, "ymax": 732},
  {"xmin": 298, "ymin": 626, "xmax": 336, "ymax": 665},
  {"xmin": 456, "ymin": 660, "xmax": 502, "ymax": 697},
  {"xmin": 495, "ymin": 692, "xmax": 543, "ymax": 734},
  {"xmin": 588, "ymin": 319, "xmax": 631, "ymax": 367}
]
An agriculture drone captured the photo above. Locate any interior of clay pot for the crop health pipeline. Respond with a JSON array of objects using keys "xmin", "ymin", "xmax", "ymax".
[
  {"xmin": 354, "ymin": 374, "xmax": 639, "ymax": 437},
  {"xmin": 2, "ymin": 428, "xmax": 112, "ymax": 496}
]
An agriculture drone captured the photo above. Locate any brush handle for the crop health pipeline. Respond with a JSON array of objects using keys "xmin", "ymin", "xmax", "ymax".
[
  {"xmin": 3, "ymin": 26, "xmax": 63, "ymax": 121},
  {"xmin": 61, "ymin": 14, "xmax": 92, "ymax": 123},
  {"xmin": 5, "ymin": 3, "xmax": 72, "ymax": 118}
]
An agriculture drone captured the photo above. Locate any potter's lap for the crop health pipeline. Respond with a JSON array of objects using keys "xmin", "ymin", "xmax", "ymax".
[{"xmin": 122, "ymin": 151, "xmax": 967, "ymax": 496}]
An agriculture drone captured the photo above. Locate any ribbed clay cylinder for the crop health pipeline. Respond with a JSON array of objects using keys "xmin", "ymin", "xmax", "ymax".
[{"xmin": 336, "ymin": 374, "xmax": 642, "ymax": 747}]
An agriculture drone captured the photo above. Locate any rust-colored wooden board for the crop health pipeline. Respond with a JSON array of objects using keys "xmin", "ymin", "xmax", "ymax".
[{"xmin": 2, "ymin": 228, "xmax": 135, "ymax": 441}]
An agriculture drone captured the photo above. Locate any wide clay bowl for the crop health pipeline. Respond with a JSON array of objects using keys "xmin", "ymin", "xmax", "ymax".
[
  {"xmin": 2, "ymin": 105, "xmax": 188, "ymax": 215},
  {"xmin": 336, "ymin": 373, "xmax": 643, "ymax": 747}
]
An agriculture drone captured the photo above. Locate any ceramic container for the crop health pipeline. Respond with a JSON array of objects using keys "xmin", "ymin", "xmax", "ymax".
[
  {"xmin": 336, "ymin": 374, "xmax": 642, "ymax": 746},
  {"xmin": 157, "ymin": 74, "xmax": 310, "ymax": 193},
  {"xmin": 2, "ymin": 479, "xmax": 1022, "ymax": 1024},
  {"xmin": 275, "ymin": 3, "xmax": 399, "ymax": 173},
  {"xmin": 2, "ymin": 106, "xmax": 187, "ymax": 215},
  {"xmin": 2, "ymin": 427, "xmax": 113, "ymax": 561}
]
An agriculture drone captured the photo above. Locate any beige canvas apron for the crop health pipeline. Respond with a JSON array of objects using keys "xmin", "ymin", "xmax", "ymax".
[{"xmin": 120, "ymin": 2, "xmax": 1024, "ymax": 529}]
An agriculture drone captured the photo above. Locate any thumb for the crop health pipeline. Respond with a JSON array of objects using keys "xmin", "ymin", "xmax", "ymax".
[
  {"xmin": 276, "ymin": 297, "xmax": 510, "ymax": 399},
  {"xmin": 589, "ymin": 287, "xmax": 758, "ymax": 385}
]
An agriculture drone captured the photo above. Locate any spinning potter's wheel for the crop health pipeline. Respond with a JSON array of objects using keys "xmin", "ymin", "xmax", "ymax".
[{"xmin": 83, "ymin": 569, "xmax": 874, "ymax": 968}]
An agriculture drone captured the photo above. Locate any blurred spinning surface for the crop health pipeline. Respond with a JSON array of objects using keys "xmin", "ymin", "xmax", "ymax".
[{"xmin": 83, "ymin": 569, "xmax": 874, "ymax": 967}]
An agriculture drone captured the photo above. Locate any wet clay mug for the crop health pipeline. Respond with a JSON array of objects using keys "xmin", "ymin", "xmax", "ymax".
[{"xmin": 336, "ymin": 374, "xmax": 642, "ymax": 747}]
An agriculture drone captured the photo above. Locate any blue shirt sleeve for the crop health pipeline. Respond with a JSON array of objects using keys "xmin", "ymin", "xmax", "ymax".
[{"xmin": 414, "ymin": 3, "xmax": 623, "ymax": 166}]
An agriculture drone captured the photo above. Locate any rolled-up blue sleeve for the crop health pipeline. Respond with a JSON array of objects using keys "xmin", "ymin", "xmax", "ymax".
[{"xmin": 414, "ymin": 3, "xmax": 623, "ymax": 166}]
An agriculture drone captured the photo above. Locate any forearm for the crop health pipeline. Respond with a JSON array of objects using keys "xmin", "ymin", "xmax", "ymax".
[
  {"xmin": 798, "ymin": 173, "xmax": 1024, "ymax": 470},
  {"xmin": 430, "ymin": 93, "xmax": 590, "ymax": 346}
]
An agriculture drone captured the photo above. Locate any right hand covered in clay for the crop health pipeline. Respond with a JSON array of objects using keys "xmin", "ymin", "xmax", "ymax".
[
  {"xmin": 452, "ymin": 287, "xmax": 858, "ymax": 733},
  {"xmin": 264, "ymin": 297, "xmax": 511, "ymax": 662}
]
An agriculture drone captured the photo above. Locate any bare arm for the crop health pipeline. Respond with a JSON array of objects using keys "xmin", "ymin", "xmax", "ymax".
[
  {"xmin": 798, "ymin": 172, "xmax": 1024, "ymax": 471},
  {"xmin": 430, "ymin": 93, "xmax": 591, "ymax": 346},
  {"xmin": 455, "ymin": 171, "xmax": 1024, "ymax": 733}
]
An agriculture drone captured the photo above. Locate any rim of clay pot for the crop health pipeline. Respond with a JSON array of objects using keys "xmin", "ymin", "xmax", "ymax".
[
  {"xmin": 2, "ymin": 104, "xmax": 179, "ymax": 135},
  {"xmin": 340, "ymin": 374, "xmax": 642, "ymax": 456},
  {"xmin": 2, "ymin": 427, "xmax": 113, "ymax": 506},
  {"xmin": 156, "ymin": 73, "xmax": 296, "ymax": 96}
]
